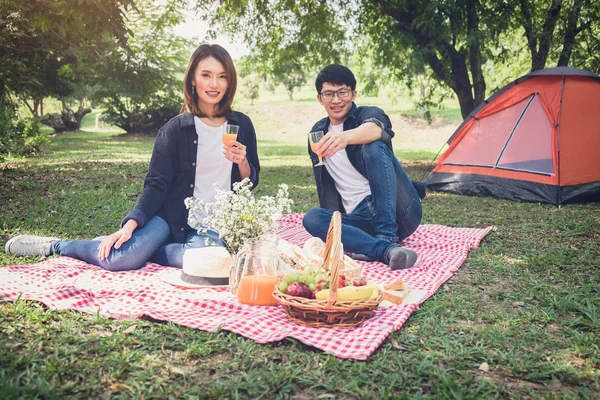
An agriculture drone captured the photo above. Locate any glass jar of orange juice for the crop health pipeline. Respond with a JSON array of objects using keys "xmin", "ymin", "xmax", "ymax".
[{"xmin": 229, "ymin": 237, "xmax": 279, "ymax": 306}]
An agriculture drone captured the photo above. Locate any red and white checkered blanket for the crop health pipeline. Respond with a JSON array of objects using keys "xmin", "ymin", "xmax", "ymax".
[{"xmin": 0, "ymin": 214, "xmax": 493, "ymax": 360}]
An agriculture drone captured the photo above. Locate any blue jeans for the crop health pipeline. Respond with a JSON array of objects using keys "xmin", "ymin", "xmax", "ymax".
[
  {"xmin": 53, "ymin": 216, "xmax": 225, "ymax": 271},
  {"xmin": 303, "ymin": 141, "xmax": 422, "ymax": 263}
]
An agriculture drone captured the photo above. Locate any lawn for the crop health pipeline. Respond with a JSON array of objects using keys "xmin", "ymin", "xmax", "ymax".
[{"xmin": 1, "ymin": 88, "xmax": 599, "ymax": 399}]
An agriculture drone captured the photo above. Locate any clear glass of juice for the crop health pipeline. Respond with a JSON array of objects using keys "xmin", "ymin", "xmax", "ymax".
[
  {"xmin": 223, "ymin": 124, "xmax": 239, "ymax": 147},
  {"xmin": 308, "ymin": 130, "xmax": 325, "ymax": 166}
]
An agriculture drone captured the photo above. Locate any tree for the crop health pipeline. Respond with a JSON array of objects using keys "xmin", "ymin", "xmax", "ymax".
[
  {"xmin": 0, "ymin": 0, "xmax": 132, "ymax": 102},
  {"xmin": 237, "ymin": 52, "xmax": 307, "ymax": 100},
  {"xmin": 273, "ymin": 62, "xmax": 306, "ymax": 101},
  {"xmin": 197, "ymin": 0, "xmax": 347, "ymax": 98},
  {"xmin": 565, "ymin": 3, "xmax": 600, "ymax": 73},
  {"xmin": 195, "ymin": 0, "xmax": 599, "ymax": 118},
  {"xmin": 0, "ymin": 0, "xmax": 134, "ymax": 136},
  {"xmin": 514, "ymin": 0, "xmax": 600, "ymax": 71},
  {"xmin": 92, "ymin": 0, "xmax": 192, "ymax": 134},
  {"xmin": 352, "ymin": 0, "xmax": 512, "ymax": 118},
  {"xmin": 240, "ymin": 73, "xmax": 261, "ymax": 106}
]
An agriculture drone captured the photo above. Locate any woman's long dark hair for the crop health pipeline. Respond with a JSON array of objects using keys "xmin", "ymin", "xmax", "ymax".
[{"xmin": 182, "ymin": 43, "xmax": 237, "ymax": 117}]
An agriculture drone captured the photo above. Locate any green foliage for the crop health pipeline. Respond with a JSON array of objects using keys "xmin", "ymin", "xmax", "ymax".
[
  {"xmin": 195, "ymin": 0, "xmax": 600, "ymax": 118},
  {"xmin": 564, "ymin": 1, "xmax": 600, "ymax": 74},
  {"xmin": 276, "ymin": 62, "xmax": 307, "ymax": 101},
  {"xmin": 0, "ymin": 99, "xmax": 16, "ymax": 161},
  {"xmin": 351, "ymin": 39, "xmax": 453, "ymax": 123},
  {"xmin": 0, "ymin": 98, "xmax": 47, "ymax": 161},
  {"xmin": 197, "ymin": 0, "xmax": 347, "ymax": 101},
  {"xmin": 0, "ymin": 0, "xmax": 133, "ymax": 102},
  {"xmin": 200, "ymin": 0, "xmax": 348, "ymax": 70},
  {"xmin": 18, "ymin": 121, "xmax": 49, "ymax": 156},
  {"xmin": 240, "ymin": 73, "xmax": 261, "ymax": 105},
  {"xmin": 100, "ymin": 93, "xmax": 183, "ymax": 135},
  {"xmin": 237, "ymin": 54, "xmax": 308, "ymax": 100},
  {"xmin": 92, "ymin": 0, "xmax": 192, "ymax": 134}
]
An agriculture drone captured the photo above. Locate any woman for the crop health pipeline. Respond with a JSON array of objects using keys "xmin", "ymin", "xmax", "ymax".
[{"xmin": 5, "ymin": 44, "xmax": 260, "ymax": 270}]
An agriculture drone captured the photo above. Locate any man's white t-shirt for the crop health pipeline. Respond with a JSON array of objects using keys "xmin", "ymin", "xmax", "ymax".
[
  {"xmin": 323, "ymin": 123, "xmax": 371, "ymax": 214},
  {"xmin": 187, "ymin": 116, "xmax": 232, "ymax": 225}
]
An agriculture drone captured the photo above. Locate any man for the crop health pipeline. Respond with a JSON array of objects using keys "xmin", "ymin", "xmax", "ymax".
[{"xmin": 302, "ymin": 64, "xmax": 425, "ymax": 270}]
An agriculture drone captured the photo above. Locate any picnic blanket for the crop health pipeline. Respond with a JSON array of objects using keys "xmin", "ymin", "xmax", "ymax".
[{"xmin": 0, "ymin": 214, "xmax": 493, "ymax": 360}]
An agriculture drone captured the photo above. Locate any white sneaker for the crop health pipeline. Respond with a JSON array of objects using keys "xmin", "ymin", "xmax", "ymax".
[{"xmin": 5, "ymin": 234, "xmax": 60, "ymax": 256}]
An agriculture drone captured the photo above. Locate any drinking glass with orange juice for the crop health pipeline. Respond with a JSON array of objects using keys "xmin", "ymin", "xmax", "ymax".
[
  {"xmin": 229, "ymin": 237, "xmax": 279, "ymax": 306},
  {"xmin": 223, "ymin": 124, "xmax": 239, "ymax": 147},
  {"xmin": 308, "ymin": 130, "xmax": 325, "ymax": 166}
]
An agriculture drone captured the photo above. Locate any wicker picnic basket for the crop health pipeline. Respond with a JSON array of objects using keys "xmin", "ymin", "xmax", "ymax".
[
  {"xmin": 337, "ymin": 253, "xmax": 362, "ymax": 280},
  {"xmin": 273, "ymin": 211, "xmax": 383, "ymax": 328}
]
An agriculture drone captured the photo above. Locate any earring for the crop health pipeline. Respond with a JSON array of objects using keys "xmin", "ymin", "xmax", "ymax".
[{"xmin": 192, "ymin": 85, "xmax": 196, "ymax": 95}]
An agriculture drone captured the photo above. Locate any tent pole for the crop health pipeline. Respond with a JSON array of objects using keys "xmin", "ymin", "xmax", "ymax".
[{"xmin": 556, "ymin": 75, "xmax": 566, "ymax": 206}]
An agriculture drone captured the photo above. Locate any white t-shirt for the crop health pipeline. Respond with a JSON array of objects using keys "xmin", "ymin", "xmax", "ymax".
[
  {"xmin": 188, "ymin": 117, "xmax": 232, "ymax": 225},
  {"xmin": 324, "ymin": 123, "xmax": 371, "ymax": 214}
]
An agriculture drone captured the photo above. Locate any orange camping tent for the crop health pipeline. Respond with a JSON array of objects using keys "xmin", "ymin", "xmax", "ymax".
[{"xmin": 427, "ymin": 67, "xmax": 600, "ymax": 206}]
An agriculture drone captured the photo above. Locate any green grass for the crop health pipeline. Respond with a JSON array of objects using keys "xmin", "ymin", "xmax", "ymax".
[{"xmin": 1, "ymin": 92, "xmax": 599, "ymax": 399}]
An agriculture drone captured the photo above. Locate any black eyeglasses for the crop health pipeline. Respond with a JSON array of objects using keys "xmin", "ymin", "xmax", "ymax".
[{"xmin": 319, "ymin": 88, "xmax": 353, "ymax": 101}]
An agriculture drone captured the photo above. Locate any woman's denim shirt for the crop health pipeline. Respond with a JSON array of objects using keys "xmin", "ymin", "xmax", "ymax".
[
  {"xmin": 308, "ymin": 103, "xmax": 394, "ymax": 212},
  {"xmin": 122, "ymin": 111, "xmax": 260, "ymax": 243}
]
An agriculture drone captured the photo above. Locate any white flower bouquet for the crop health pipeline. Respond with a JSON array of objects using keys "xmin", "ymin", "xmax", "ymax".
[{"xmin": 185, "ymin": 178, "xmax": 293, "ymax": 255}]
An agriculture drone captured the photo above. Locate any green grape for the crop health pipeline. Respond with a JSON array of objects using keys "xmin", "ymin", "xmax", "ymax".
[
  {"xmin": 308, "ymin": 283, "xmax": 317, "ymax": 291},
  {"xmin": 282, "ymin": 275, "xmax": 293, "ymax": 284},
  {"xmin": 278, "ymin": 282, "xmax": 289, "ymax": 292}
]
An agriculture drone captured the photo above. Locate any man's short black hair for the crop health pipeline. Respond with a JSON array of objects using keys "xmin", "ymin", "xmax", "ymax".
[{"xmin": 315, "ymin": 64, "xmax": 357, "ymax": 93}]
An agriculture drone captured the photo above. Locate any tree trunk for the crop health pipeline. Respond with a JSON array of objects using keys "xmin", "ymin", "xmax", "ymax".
[
  {"xmin": 519, "ymin": 0, "xmax": 538, "ymax": 67},
  {"xmin": 418, "ymin": 81, "xmax": 426, "ymax": 119},
  {"xmin": 34, "ymin": 98, "xmax": 42, "ymax": 118},
  {"xmin": 39, "ymin": 113, "xmax": 67, "ymax": 133},
  {"xmin": 453, "ymin": 77, "xmax": 476, "ymax": 120},
  {"xmin": 377, "ymin": 0, "xmax": 476, "ymax": 118},
  {"xmin": 467, "ymin": 0, "xmax": 486, "ymax": 107},
  {"xmin": 74, "ymin": 101, "xmax": 91, "ymax": 128},
  {"xmin": 60, "ymin": 99, "xmax": 91, "ymax": 131},
  {"xmin": 435, "ymin": 43, "xmax": 475, "ymax": 119},
  {"xmin": 40, "ymin": 98, "xmax": 91, "ymax": 133},
  {"xmin": 557, "ymin": 0, "xmax": 584, "ymax": 66},
  {"xmin": 20, "ymin": 97, "xmax": 36, "ymax": 116},
  {"xmin": 532, "ymin": 0, "xmax": 563, "ymax": 70}
]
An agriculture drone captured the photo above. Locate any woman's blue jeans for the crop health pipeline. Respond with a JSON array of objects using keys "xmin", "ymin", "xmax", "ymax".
[
  {"xmin": 303, "ymin": 141, "xmax": 422, "ymax": 264},
  {"xmin": 52, "ymin": 216, "xmax": 225, "ymax": 271}
]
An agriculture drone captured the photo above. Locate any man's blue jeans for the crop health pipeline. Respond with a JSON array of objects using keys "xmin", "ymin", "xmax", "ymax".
[
  {"xmin": 303, "ymin": 141, "xmax": 422, "ymax": 263},
  {"xmin": 53, "ymin": 216, "xmax": 225, "ymax": 271}
]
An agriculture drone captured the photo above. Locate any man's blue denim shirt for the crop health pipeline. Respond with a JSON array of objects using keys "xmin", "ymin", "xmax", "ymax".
[
  {"xmin": 308, "ymin": 103, "xmax": 394, "ymax": 212},
  {"xmin": 121, "ymin": 111, "xmax": 260, "ymax": 243}
]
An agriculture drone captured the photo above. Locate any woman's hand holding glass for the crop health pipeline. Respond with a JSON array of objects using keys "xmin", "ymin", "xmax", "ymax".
[{"xmin": 223, "ymin": 124, "xmax": 246, "ymax": 164}]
